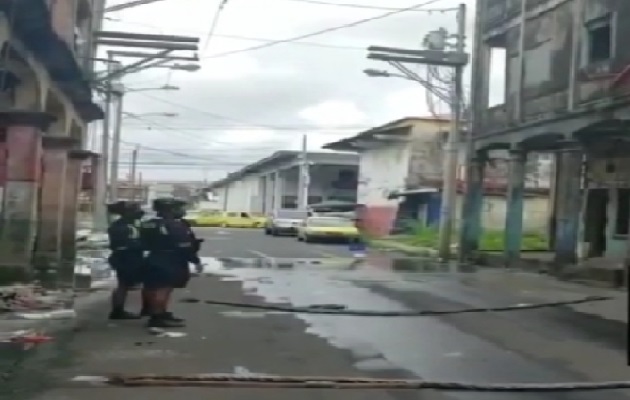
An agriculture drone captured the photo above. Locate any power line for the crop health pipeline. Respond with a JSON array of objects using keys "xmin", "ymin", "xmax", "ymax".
[
  {"xmin": 202, "ymin": 0, "xmax": 230, "ymax": 52},
  {"xmin": 201, "ymin": 0, "xmax": 444, "ymax": 59},
  {"xmin": 105, "ymin": 17, "xmax": 367, "ymax": 51},
  {"xmin": 134, "ymin": 92, "xmax": 389, "ymax": 132},
  {"xmin": 280, "ymin": 0, "xmax": 457, "ymax": 12}
]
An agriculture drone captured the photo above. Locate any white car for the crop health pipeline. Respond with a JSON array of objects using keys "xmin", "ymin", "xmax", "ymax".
[{"xmin": 265, "ymin": 209, "xmax": 308, "ymax": 236}]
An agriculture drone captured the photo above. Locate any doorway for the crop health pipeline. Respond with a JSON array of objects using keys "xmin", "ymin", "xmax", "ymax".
[{"xmin": 584, "ymin": 188, "xmax": 608, "ymax": 257}]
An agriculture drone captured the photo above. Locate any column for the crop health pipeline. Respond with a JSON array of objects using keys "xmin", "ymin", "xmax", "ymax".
[
  {"xmin": 273, "ymin": 170, "xmax": 283, "ymax": 211},
  {"xmin": 34, "ymin": 136, "xmax": 76, "ymax": 268},
  {"xmin": 59, "ymin": 150, "xmax": 91, "ymax": 286},
  {"xmin": 553, "ymin": 148, "xmax": 583, "ymax": 264},
  {"xmin": 503, "ymin": 149, "xmax": 527, "ymax": 265},
  {"xmin": 0, "ymin": 111, "xmax": 53, "ymax": 277},
  {"xmin": 459, "ymin": 152, "xmax": 486, "ymax": 260},
  {"xmin": 264, "ymin": 174, "xmax": 274, "ymax": 214}
]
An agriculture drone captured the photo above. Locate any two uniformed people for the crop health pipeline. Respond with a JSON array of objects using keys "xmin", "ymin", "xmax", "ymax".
[
  {"xmin": 106, "ymin": 201, "xmax": 147, "ymax": 320},
  {"xmin": 140, "ymin": 198, "xmax": 204, "ymax": 328}
]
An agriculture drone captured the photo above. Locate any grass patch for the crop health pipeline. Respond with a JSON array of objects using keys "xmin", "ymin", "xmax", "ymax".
[{"xmin": 395, "ymin": 223, "xmax": 548, "ymax": 251}]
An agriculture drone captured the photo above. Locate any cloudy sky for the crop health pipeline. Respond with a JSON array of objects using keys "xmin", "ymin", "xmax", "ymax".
[{"xmin": 94, "ymin": 0, "xmax": 505, "ymax": 182}]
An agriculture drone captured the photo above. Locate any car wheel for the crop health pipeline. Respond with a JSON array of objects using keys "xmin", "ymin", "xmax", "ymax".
[
  {"xmin": 220, "ymin": 222, "xmax": 227, "ymax": 228},
  {"xmin": 264, "ymin": 228, "xmax": 271, "ymax": 235},
  {"xmin": 271, "ymin": 228, "xmax": 278, "ymax": 236},
  {"xmin": 297, "ymin": 235, "xmax": 303, "ymax": 241}
]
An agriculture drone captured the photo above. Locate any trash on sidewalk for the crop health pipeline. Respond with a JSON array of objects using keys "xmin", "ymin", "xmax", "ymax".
[
  {"xmin": 11, "ymin": 309, "xmax": 76, "ymax": 320},
  {"xmin": 1, "ymin": 285, "xmax": 72, "ymax": 314},
  {"xmin": 148, "ymin": 328, "xmax": 187, "ymax": 338}
]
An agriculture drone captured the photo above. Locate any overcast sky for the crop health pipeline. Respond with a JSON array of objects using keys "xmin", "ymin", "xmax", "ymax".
[{"xmin": 95, "ymin": 0, "xmax": 504, "ymax": 182}]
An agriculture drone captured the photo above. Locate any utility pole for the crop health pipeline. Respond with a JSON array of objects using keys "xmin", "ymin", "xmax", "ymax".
[
  {"xmin": 90, "ymin": 31, "xmax": 200, "ymax": 225},
  {"xmin": 365, "ymin": 3, "xmax": 468, "ymax": 260},
  {"xmin": 109, "ymin": 82, "xmax": 124, "ymax": 202},
  {"xmin": 92, "ymin": 53, "xmax": 114, "ymax": 231},
  {"xmin": 130, "ymin": 145, "xmax": 139, "ymax": 202},
  {"xmin": 297, "ymin": 134, "xmax": 309, "ymax": 210},
  {"xmin": 436, "ymin": 3, "xmax": 466, "ymax": 260}
]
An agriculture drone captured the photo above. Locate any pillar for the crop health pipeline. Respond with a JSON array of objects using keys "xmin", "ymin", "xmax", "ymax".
[
  {"xmin": 503, "ymin": 149, "xmax": 527, "ymax": 265},
  {"xmin": 272, "ymin": 170, "xmax": 283, "ymax": 211},
  {"xmin": 0, "ymin": 111, "xmax": 53, "ymax": 280},
  {"xmin": 34, "ymin": 136, "xmax": 77, "ymax": 269},
  {"xmin": 553, "ymin": 148, "xmax": 583, "ymax": 264},
  {"xmin": 459, "ymin": 152, "xmax": 486, "ymax": 260},
  {"xmin": 59, "ymin": 150, "xmax": 91, "ymax": 285}
]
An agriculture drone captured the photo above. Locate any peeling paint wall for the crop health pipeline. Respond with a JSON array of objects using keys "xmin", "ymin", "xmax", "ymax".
[{"xmin": 474, "ymin": 0, "xmax": 630, "ymax": 138}]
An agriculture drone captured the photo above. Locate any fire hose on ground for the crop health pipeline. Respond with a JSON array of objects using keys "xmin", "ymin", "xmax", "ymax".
[
  {"xmin": 71, "ymin": 374, "xmax": 630, "ymax": 392},
  {"xmin": 180, "ymin": 295, "xmax": 612, "ymax": 317}
]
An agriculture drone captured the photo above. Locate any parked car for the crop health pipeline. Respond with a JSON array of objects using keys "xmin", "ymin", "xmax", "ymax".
[
  {"xmin": 184, "ymin": 209, "xmax": 223, "ymax": 226},
  {"xmin": 222, "ymin": 211, "xmax": 265, "ymax": 228},
  {"xmin": 297, "ymin": 216, "xmax": 360, "ymax": 243},
  {"xmin": 265, "ymin": 209, "xmax": 308, "ymax": 236}
]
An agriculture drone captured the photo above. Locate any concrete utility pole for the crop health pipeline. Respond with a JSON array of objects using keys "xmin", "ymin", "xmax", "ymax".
[
  {"xmin": 297, "ymin": 134, "xmax": 309, "ymax": 210},
  {"xmin": 130, "ymin": 145, "xmax": 139, "ymax": 202},
  {"xmin": 365, "ymin": 3, "xmax": 468, "ymax": 260},
  {"xmin": 109, "ymin": 82, "xmax": 124, "ymax": 201},
  {"xmin": 90, "ymin": 31, "xmax": 200, "ymax": 227},
  {"xmin": 436, "ymin": 4, "xmax": 466, "ymax": 260}
]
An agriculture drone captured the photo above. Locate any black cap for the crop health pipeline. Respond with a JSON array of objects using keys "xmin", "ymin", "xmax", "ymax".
[
  {"xmin": 106, "ymin": 201, "xmax": 128, "ymax": 215},
  {"xmin": 152, "ymin": 197, "xmax": 186, "ymax": 212}
]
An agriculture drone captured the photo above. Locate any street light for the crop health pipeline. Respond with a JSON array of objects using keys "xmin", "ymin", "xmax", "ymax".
[
  {"xmin": 125, "ymin": 84, "xmax": 180, "ymax": 93},
  {"xmin": 122, "ymin": 111, "xmax": 179, "ymax": 118},
  {"xmin": 363, "ymin": 68, "xmax": 408, "ymax": 80}
]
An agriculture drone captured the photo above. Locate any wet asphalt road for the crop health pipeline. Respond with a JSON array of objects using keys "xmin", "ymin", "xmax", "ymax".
[
  {"xmin": 192, "ymin": 228, "xmax": 630, "ymax": 400},
  {"xmin": 3, "ymin": 227, "xmax": 628, "ymax": 400},
  {"xmin": 195, "ymin": 227, "xmax": 356, "ymax": 259}
]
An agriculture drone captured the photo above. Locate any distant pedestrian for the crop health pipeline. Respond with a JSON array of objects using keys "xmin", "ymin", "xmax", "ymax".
[{"xmin": 106, "ymin": 201, "xmax": 146, "ymax": 320}]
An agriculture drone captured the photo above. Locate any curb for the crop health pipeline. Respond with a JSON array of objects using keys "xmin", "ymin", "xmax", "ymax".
[{"xmin": 369, "ymin": 240, "xmax": 626, "ymax": 288}]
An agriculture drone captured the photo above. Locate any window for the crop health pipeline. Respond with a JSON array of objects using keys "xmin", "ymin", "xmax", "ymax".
[
  {"xmin": 240, "ymin": 212, "xmax": 250, "ymax": 218},
  {"xmin": 227, "ymin": 212, "xmax": 238, "ymax": 217},
  {"xmin": 615, "ymin": 189, "xmax": 630, "ymax": 235},
  {"xmin": 586, "ymin": 15, "xmax": 612, "ymax": 63}
]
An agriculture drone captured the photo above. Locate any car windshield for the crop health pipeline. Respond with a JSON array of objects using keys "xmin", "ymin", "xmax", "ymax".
[
  {"xmin": 276, "ymin": 210, "xmax": 307, "ymax": 219},
  {"xmin": 307, "ymin": 217, "xmax": 354, "ymax": 227}
]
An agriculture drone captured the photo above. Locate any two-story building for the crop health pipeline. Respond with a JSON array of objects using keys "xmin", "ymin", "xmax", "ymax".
[
  {"xmin": 325, "ymin": 117, "xmax": 551, "ymax": 237},
  {"xmin": 0, "ymin": 0, "xmax": 102, "ymax": 280},
  {"xmin": 464, "ymin": 0, "xmax": 630, "ymax": 266},
  {"xmin": 206, "ymin": 151, "xmax": 359, "ymax": 213}
]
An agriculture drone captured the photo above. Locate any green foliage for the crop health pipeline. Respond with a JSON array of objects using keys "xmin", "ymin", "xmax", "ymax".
[{"xmin": 397, "ymin": 222, "xmax": 549, "ymax": 251}]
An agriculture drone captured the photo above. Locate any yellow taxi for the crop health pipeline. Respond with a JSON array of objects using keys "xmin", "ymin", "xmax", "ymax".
[
  {"xmin": 221, "ymin": 211, "xmax": 265, "ymax": 228},
  {"xmin": 184, "ymin": 209, "xmax": 223, "ymax": 227},
  {"xmin": 297, "ymin": 216, "xmax": 359, "ymax": 243},
  {"xmin": 249, "ymin": 212, "xmax": 269, "ymax": 226}
]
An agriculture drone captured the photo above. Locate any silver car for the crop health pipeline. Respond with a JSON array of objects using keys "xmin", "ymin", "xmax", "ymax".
[{"xmin": 264, "ymin": 209, "xmax": 308, "ymax": 236}]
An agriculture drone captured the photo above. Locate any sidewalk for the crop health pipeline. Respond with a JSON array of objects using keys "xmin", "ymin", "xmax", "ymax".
[
  {"xmin": 371, "ymin": 238, "xmax": 628, "ymax": 288},
  {"xmin": 14, "ymin": 275, "xmax": 427, "ymax": 400}
]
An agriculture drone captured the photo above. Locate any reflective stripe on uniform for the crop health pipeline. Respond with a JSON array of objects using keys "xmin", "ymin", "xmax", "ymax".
[{"xmin": 129, "ymin": 225, "xmax": 140, "ymax": 239}]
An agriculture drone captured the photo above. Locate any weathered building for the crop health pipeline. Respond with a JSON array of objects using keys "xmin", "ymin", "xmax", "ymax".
[
  {"xmin": 206, "ymin": 151, "xmax": 359, "ymax": 213},
  {"xmin": 325, "ymin": 117, "xmax": 551, "ymax": 237},
  {"xmin": 464, "ymin": 0, "xmax": 630, "ymax": 266},
  {"xmin": 0, "ymin": 0, "xmax": 103, "ymax": 282}
]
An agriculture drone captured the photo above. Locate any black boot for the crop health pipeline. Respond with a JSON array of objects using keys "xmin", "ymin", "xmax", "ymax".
[
  {"xmin": 109, "ymin": 309, "xmax": 141, "ymax": 320},
  {"xmin": 147, "ymin": 314, "xmax": 185, "ymax": 328},
  {"xmin": 163, "ymin": 311, "xmax": 184, "ymax": 323}
]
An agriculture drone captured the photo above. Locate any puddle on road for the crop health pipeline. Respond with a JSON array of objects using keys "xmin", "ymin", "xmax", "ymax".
[{"xmin": 197, "ymin": 256, "xmax": 592, "ymax": 400}]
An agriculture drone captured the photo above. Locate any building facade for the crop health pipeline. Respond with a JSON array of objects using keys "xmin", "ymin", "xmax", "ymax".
[
  {"xmin": 0, "ymin": 0, "xmax": 103, "ymax": 281},
  {"xmin": 325, "ymin": 117, "xmax": 551, "ymax": 237},
  {"xmin": 464, "ymin": 0, "xmax": 630, "ymax": 265},
  {"xmin": 206, "ymin": 151, "xmax": 359, "ymax": 213}
]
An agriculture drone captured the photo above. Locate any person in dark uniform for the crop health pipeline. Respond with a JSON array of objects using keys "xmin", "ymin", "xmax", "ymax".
[
  {"xmin": 140, "ymin": 198, "xmax": 202, "ymax": 328},
  {"xmin": 174, "ymin": 204, "xmax": 205, "ymax": 275},
  {"xmin": 107, "ymin": 201, "xmax": 146, "ymax": 320}
]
